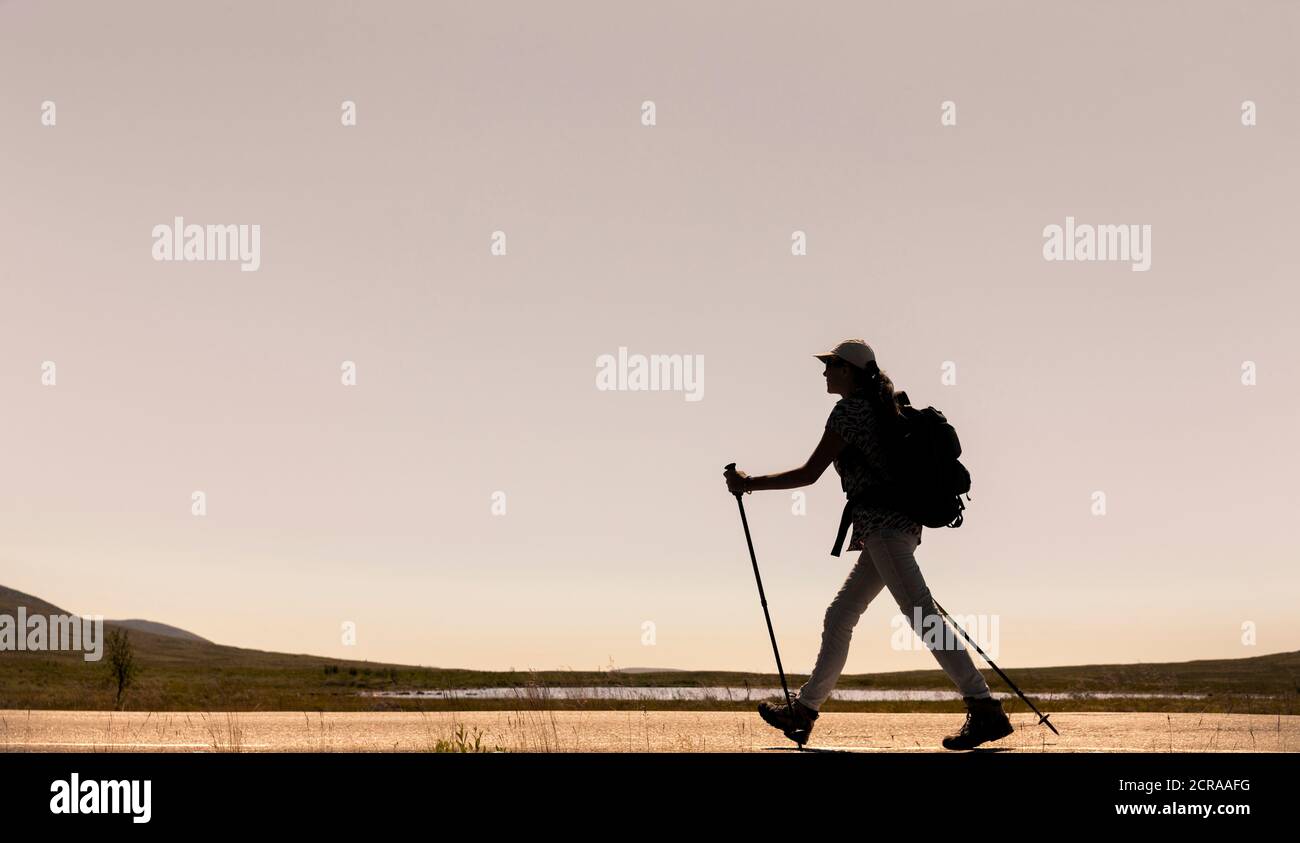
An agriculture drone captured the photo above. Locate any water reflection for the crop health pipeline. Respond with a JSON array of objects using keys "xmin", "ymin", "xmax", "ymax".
[{"xmin": 363, "ymin": 687, "xmax": 1211, "ymax": 702}]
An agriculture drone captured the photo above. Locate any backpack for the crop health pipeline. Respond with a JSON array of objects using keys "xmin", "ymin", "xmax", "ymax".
[
  {"xmin": 829, "ymin": 390, "xmax": 972, "ymax": 556},
  {"xmin": 886, "ymin": 391, "xmax": 971, "ymax": 528}
]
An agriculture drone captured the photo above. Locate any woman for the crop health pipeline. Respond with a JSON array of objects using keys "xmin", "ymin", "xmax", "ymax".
[{"xmin": 722, "ymin": 339, "xmax": 1013, "ymax": 750}]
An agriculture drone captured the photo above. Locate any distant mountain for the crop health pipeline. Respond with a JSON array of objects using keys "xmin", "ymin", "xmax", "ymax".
[
  {"xmin": 104, "ymin": 619, "xmax": 211, "ymax": 643},
  {"xmin": 0, "ymin": 585, "xmax": 211, "ymax": 644},
  {"xmin": 0, "ymin": 584, "xmax": 68, "ymax": 617},
  {"xmin": 2, "ymin": 582, "xmax": 1296, "ymax": 713}
]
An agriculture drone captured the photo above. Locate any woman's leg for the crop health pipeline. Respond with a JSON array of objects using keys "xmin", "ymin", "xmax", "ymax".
[
  {"xmin": 796, "ymin": 547, "xmax": 886, "ymax": 711},
  {"xmin": 864, "ymin": 528, "xmax": 992, "ymax": 699}
]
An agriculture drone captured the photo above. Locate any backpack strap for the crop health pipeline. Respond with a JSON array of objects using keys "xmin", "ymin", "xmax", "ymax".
[
  {"xmin": 830, "ymin": 495, "xmax": 860, "ymax": 557},
  {"xmin": 830, "ymin": 483, "xmax": 899, "ymax": 557}
]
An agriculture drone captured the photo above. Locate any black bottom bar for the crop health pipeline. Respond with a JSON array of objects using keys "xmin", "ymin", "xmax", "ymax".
[{"xmin": 2, "ymin": 751, "xmax": 1286, "ymax": 828}]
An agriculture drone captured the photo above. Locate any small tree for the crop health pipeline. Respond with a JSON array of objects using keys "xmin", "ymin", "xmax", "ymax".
[{"xmin": 104, "ymin": 628, "xmax": 139, "ymax": 710}]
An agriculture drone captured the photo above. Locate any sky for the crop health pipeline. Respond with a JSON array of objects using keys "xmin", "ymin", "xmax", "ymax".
[{"xmin": 1, "ymin": 0, "xmax": 1297, "ymax": 675}]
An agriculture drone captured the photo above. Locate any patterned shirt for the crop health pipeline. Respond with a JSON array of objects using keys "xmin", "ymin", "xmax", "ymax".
[{"xmin": 826, "ymin": 391, "xmax": 923, "ymax": 551}]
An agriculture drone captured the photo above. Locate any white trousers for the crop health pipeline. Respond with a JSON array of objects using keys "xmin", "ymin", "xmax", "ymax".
[{"xmin": 797, "ymin": 527, "xmax": 992, "ymax": 710}]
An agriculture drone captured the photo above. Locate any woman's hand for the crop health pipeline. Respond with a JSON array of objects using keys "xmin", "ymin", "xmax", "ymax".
[{"xmin": 724, "ymin": 465, "xmax": 751, "ymax": 495}]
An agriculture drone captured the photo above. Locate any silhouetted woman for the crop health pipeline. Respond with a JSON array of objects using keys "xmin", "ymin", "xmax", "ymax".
[{"xmin": 722, "ymin": 339, "xmax": 1013, "ymax": 750}]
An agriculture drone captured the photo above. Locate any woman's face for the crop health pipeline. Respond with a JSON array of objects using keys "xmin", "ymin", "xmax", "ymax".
[{"xmin": 822, "ymin": 358, "xmax": 854, "ymax": 395}]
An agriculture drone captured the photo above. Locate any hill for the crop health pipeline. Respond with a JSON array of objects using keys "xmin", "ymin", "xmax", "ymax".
[{"xmin": 1, "ymin": 584, "xmax": 1295, "ymax": 714}]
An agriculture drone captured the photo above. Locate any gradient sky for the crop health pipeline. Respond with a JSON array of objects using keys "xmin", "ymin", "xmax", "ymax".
[{"xmin": 1, "ymin": 0, "xmax": 1297, "ymax": 675}]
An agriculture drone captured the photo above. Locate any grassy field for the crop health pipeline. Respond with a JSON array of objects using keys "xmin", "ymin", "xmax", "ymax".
[{"xmin": 2, "ymin": 586, "xmax": 1297, "ymax": 715}]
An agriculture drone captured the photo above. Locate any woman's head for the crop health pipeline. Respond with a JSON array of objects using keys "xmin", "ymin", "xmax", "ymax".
[{"xmin": 820, "ymin": 355, "xmax": 900, "ymax": 418}]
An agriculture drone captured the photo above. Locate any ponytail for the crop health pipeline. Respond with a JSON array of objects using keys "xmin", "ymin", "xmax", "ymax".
[{"xmin": 851, "ymin": 360, "xmax": 901, "ymax": 420}]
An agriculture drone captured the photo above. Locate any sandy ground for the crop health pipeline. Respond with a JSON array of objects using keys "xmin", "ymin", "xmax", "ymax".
[{"xmin": 1, "ymin": 709, "xmax": 1295, "ymax": 752}]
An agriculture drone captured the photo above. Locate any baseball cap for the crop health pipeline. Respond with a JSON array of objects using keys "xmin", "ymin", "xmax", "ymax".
[{"xmin": 814, "ymin": 339, "xmax": 876, "ymax": 370}]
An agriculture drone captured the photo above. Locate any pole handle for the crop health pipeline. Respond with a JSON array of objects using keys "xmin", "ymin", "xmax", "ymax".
[{"xmin": 724, "ymin": 463, "xmax": 741, "ymax": 498}]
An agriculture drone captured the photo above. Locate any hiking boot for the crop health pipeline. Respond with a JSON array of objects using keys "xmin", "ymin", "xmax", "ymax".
[
  {"xmin": 758, "ymin": 695, "xmax": 819, "ymax": 745},
  {"xmin": 942, "ymin": 695, "xmax": 1014, "ymax": 750}
]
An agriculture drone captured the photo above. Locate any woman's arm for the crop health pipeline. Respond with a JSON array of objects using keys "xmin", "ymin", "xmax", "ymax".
[{"xmin": 725, "ymin": 427, "xmax": 845, "ymax": 493}]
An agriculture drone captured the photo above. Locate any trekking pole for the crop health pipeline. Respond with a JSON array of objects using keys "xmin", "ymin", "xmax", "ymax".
[
  {"xmin": 931, "ymin": 597, "xmax": 1060, "ymax": 736},
  {"xmin": 724, "ymin": 463, "xmax": 795, "ymax": 711}
]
